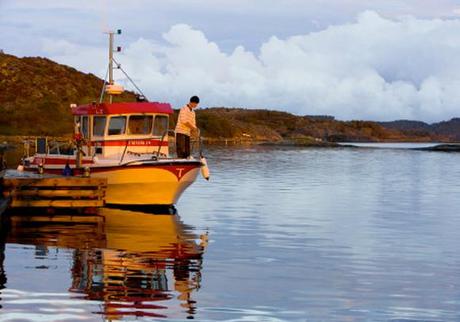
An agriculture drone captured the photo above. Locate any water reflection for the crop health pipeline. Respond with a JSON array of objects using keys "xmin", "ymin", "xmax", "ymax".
[
  {"xmin": 0, "ymin": 225, "xmax": 7, "ymax": 310},
  {"xmin": 1, "ymin": 207, "xmax": 207, "ymax": 320}
]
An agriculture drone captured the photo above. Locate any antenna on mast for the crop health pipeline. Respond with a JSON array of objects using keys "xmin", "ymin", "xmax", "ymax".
[
  {"xmin": 108, "ymin": 29, "xmax": 122, "ymax": 85},
  {"xmin": 101, "ymin": 29, "xmax": 124, "ymax": 103},
  {"xmin": 99, "ymin": 29, "xmax": 149, "ymax": 103}
]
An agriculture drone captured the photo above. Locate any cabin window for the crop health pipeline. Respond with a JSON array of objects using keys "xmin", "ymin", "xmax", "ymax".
[
  {"xmin": 93, "ymin": 116, "xmax": 107, "ymax": 136},
  {"xmin": 153, "ymin": 115, "xmax": 168, "ymax": 136},
  {"xmin": 108, "ymin": 116, "xmax": 126, "ymax": 135},
  {"xmin": 81, "ymin": 116, "xmax": 89, "ymax": 139},
  {"xmin": 128, "ymin": 115, "xmax": 153, "ymax": 135}
]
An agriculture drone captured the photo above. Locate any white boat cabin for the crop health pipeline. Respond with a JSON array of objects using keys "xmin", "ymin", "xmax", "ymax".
[{"xmin": 72, "ymin": 102, "xmax": 173, "ymax": 159}]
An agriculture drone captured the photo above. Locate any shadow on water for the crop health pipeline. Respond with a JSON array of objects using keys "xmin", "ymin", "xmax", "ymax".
[
  {"xmin": 0, "ymin": 221, "xmax": 6, "ymax": 310},
  {"xmin": 105, "ymin": 204, "xmax": 179, "ymax": 215},
  {"xmin": 0, "ymin": 206, "xmax": 208, "ymax": 320}
]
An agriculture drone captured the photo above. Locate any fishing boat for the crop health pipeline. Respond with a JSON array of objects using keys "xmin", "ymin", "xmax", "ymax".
[{"xmin": 20, "ymin": 30, "xmax": 209, "ymax": 205}]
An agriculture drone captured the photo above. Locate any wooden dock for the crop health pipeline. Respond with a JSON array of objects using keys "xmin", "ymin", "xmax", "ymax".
[{"xmin": 1, "ymin": 170, "xmax": 107, "ymax": 209}]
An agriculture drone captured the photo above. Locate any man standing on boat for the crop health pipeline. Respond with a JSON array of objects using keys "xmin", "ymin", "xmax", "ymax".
[{"xmin": 175, "ymin": 96, "xmax": 200, "ymax": 158}]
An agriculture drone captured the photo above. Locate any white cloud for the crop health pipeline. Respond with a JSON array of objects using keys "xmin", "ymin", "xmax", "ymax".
[{"xmin": 35, "ymin": 11, "xmax": 460, "ymax": 121}]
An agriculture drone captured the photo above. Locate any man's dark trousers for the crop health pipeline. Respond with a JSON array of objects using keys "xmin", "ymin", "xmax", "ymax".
[{"xmin": 176, "ymin": 133, "xmax": 191, "ymax": 158}]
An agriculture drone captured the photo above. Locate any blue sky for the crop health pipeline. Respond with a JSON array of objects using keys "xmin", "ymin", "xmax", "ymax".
[{"xmin": 2, "ymin": 0, "xmax": 460, "ymax": 121}]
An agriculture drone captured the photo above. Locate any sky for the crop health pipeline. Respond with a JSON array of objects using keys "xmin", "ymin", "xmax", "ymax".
[{"xmin": 2, "ymin": 0, "xmax": 460, "ymax": 122}]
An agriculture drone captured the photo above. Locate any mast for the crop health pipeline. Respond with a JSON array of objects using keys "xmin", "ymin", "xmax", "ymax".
[
  {"xmin": 107, "ymin": 29, "xmax": 121, "ymax": 103},
  {"xmin": 101, "ymin": 29, "xmax": 147, "ymax": 102},
  {"xmin": 109, "ymin": 32, "xmax": 114, "ymax": 86}
]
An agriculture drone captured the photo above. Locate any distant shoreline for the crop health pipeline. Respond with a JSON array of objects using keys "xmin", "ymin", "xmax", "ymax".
[
  {"xmin": 2, "ymin": 135, "xmax": 460, "ymax": 170},
  {"xmin": 2, "ymin": 135, "xmax": 456, "ymax": 146},
  {"xmin": 2, "ymin": 53, "xmax": 460, "ymax": 142}
]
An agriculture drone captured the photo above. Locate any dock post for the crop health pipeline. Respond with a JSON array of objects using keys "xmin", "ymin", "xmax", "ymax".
[
  {"xmin": 76, "ymin": 143, "xmax": 82, "ymax": 169},
  {"xmin": 0, "ymin": 170, "xmax": 9, "ymax": 217}
]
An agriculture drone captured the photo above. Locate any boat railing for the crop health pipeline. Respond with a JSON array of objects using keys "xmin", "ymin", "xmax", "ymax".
[
  {"xmin": 154, "ymin": 129, "xmax": 176, "ymax": 159},
  {"xmin": 48, "ymin": 138, "xmax": 75, "ymax": 155},
  {"xmin": 22, "ymin": 133, "xmax": 203, "ymax": 162},
  {"xmin": 119, "ymin": 129, "xmax": 176, "ymax": 164},
  {"xmin": 119, "ymin": 139, "xmax": 129, "ymax": 165},
  {"xmin": 191, "ymin": 129, "xmax": 203, "ymax": 157},
  {"xmin": 155, "ymin": 129, "xmax": 202, "ymax": 160},
  {"xmin": 21, "ymin": 137, "xmax": 74, "ymax": 158}
]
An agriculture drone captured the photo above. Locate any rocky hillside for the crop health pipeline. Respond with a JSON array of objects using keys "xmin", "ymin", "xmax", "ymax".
[
  {"xmin": 380, "ymin": 119, "xmax": 460, "ymax": 141},
  {"xmin": 196, "ymin": 108, "xmax": 449, "ymax": 142},
  {"xmin": 0, "ymin": 52, "xmax": 135, "ymax": 135},
  {"xmin": 0, "ymin": 52, "xmax": 457, "ymax": 142}
]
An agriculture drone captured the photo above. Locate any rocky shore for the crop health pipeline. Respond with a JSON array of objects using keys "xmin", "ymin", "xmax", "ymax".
[
  {"xmin": 258, "ymin": 137, "xmax": 340, "ymax": 148},
  {"xmin": 414, "ymin": 144, "xmax": 460, "ymax": 152}
]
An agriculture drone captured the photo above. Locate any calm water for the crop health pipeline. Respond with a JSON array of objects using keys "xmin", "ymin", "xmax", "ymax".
[{"xmin": 1, "ymin": 145, "xmax": 460, "ymax": 321}]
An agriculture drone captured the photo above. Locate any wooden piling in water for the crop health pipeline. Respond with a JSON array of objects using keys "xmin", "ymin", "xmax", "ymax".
[
  {"xmin": 1, "ymin": 170, "xmax": 107, "ymax": 208},
  {"xmin": 0, "ymin": 170, "xmax": 10, "ymax": 216},
  {"xmin": 0, "ymin": 198, "xmax": 9, "ymax": 216}
]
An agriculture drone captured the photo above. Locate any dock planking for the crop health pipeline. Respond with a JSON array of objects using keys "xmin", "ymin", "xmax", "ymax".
[{"xmin": 1, "ymin": 170, "xmax": 107, "ymax": 208}]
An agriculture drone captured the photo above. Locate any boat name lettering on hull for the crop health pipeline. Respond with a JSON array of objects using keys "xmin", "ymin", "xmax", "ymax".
[
  {"xmin": 101, "ymin": 140, "xmax": 168, "ymax": 147},
  {"xmin": 129, "ymin": 140, "xmax": 154, "ymax": 146}
]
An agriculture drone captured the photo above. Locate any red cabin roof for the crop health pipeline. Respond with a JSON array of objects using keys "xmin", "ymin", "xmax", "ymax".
[{"xmin": 72, "ymin": 102, "xmax": 173, "ymax": 116}]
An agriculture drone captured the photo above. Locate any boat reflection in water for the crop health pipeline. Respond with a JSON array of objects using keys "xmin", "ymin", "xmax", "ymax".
[{"xmin": 4, "ymin": 207, "xmax": 208, "ymax": 320}]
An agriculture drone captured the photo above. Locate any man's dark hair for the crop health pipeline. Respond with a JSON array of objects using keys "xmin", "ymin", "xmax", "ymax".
[{"xmin": 190, "ymin": 96, "xmax": 200, "ymax": 104}]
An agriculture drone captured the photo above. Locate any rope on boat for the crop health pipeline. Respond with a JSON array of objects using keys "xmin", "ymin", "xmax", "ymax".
[
  {"xmin": 112, "ymin": 58, "xmax": 149, "ymax": 101},
  {"xmin": 99, "ymin": 63, "xmax": 110, "ymax": 103}
]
